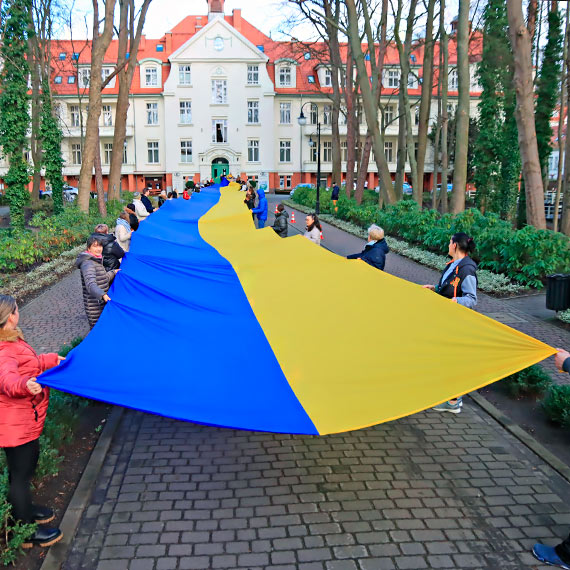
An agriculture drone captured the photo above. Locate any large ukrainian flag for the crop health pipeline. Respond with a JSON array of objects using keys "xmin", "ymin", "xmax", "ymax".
[{"xmin": 39, "ymin": 184, "xmax": 555, "ymax": 435}]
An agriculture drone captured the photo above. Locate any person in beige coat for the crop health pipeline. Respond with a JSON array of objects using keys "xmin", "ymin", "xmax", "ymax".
[
  {"xmin": 115, "ymin": 212, "xmax": 132, "ymax": 252},
  {"xmin": 132, "ymin": 192, "xmax": 150, "ymax": 221},
  {"xmin": 303, "ymin": 214, "xmax": 322, "ymax": 246}
]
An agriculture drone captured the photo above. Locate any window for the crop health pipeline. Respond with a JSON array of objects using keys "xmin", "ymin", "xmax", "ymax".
[
  {"xmin": 310, "ymin": 106, "xmax": 318, "ymax": 125},
  {"xmin": 383, "ymin": 105, "xmax": 394, "ymax": 126},
  {"xmin": 103, "ymin": 105, "xmax": 112, "ymax": 127},
  {"xmin": 180, "ymin": 140, "xmax": 192, "ymax": 163},
  {"xmin": 308, "ymin": 75, "xmax": 315, "ymax": 84},
  {"xmin": 323, "ymin": 105, "xmax": 331, "ymax": 125},
  {"xmin": 341, "ymin": 141, "xmax": 348, "ymax": 162},
  {"xmin": 407, "ymin": 72, "xmax": 418, "ymax": 90},
  {"xmin": 384, "ymin": 141, "xmax": 393, "ymax": 163},
  {"xmin": 59, "ymin": 52, "xmax": 66, "ymax": 60},
  {"xmin": 279, "ymin": 65, "xmax": 292, "ymax": 87},
  {"xmin": 145, "ymin": 67, "xmax": 158, "ymax": 87},
  {"xmin": 323, "ymin": 141, "xmax": 332, "ymax": 162},
  {"xmin": 280, "ymin": 140, "xmax": 291, "ymax": 162},
  {"xmin": 447, "ymin": 103, "xmax": 456, "ymax": 116},
  {"xmin": 385, "ymin": 68, "xmax": 400, "ymax": 88},
  {"xmin": 102, "ymin": 68, "xmax": 112, "ymax": 84},
  {"xmin": 54, "ymin": 76, "xmax": 62, "ymax": 84},
  {"xmin": 340, "ymin": 109, "xmax": 347, "ymax": 125},
  {"xmin": 212, "ymin": 119, "xmax": 228, "ymax": 143},
  {"xmin": 146, "ymin": 102, "xmax": 158, "ymax": 125},
  {"xmin": 68, "ymin": 76, "xmax": 76, "ymax": 84},
  {"xmin": 179, "ymin": 100, "xmax": 192, "ymax": 124},
  {"xmin": 70, "ymin": 105, "xmax": 80, "ymax": 127},
  {"xmin": 247, "ymin": 65, "xmax": 259, "ymax": 85},
  {"xmin": 279, "ymin": 175, "xmax": 292, "ymax": 189},
  {"xmin": 103, "ymin": 143, "xmax": 113, "ymax": 165},
  {"xmin": 123, "ymin": 142, "xmax": 128, "ymax": 164},
  {"xmin": 414, "ymin": 106, "xmax": 420, "ymax": 126},
  {"xmin": 72, "ymin": 52, "xmax": 79, "ymax": 60},
  {"xmin": 324, "ymin": 68, "xmax": 332, "ymax": 87},
  {"xmin": 156, "ymin": 44, "xmax": 164, "ymax": 52},
  {"xmin": 280, "ymin": 102, "xmax": 291, "ymax": 124},
  {"xmin": 309, "ymin": 141, "xmax": 318, "ymax": 162},
  {"xmin": 79, "ymin": 68, "xmax": 91, "ymax": 88},
  {"xmin": 179, "ymin": 64, "xmax": 191, "ymax": 85},
  {"xmin": 248, "ymin": 139, "xmax": 259, "ymax": 162},
  {"xmin": 211, "ymin": 79, "xmax": 227, "ymax": 104},
  {"xmin": 147, "ymin": 141, "xmax": 159, "ymax": 163},
  {"xmin": 72, "ymin": 143, "xmax": 82, "ymax": 165},
  {"xmin": 449, "ymin": 69, "xmax": 458, "ymax": 91},
  {"xmin": 247, "ymin": 100, "xmax": 259, "ymax": 124}
]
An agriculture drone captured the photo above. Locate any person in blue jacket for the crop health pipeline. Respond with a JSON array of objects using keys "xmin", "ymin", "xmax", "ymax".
[
  {"xmin": 347, "ymin": 225, "xmax": 389, "ymax": 270},
  {"xmin": 252, "ymin": 188, "xmax": 268, "ymax": 228}
]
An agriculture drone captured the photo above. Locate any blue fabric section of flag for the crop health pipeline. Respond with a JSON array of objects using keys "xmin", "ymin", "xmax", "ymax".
[{"xmin": 39, "ymin": 187, "xmax": 318, "ymax": 434}]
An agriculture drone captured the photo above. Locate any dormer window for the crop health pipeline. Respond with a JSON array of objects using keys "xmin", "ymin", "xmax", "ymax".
[
  {"xmin": 279, "ymin": 65, "xmax": 292, "ymax": 87},
  {"xmin": 308, "ymin": 75, "xmax": 315, "ymax": 84},
  {"xmin": 324, "ymin": 69, "xmax": 332, "ymax": 87},
  {"xmin": 54, "ymin": 76, "xmax": 62, "ymax": 84},
  {"xmin": 145, "ymin": 66, "xmax": 158, "ymax": 87},
  {"xmin": 59, "ymin": 52, "xmax": 66, "ymax": 60},
  {"xmin": 78, "ymin": 68, "xmax": 91, "ymax": 88}
]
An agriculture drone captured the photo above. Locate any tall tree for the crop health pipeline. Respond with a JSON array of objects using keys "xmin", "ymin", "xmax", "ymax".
[
  {"xmin": 535, "ymin": 2, "xmax": 563, "ymax": 188},
  {"xmin": 506, "ymin": 0, "xmax": 547, "ymax": 228},
  {"xmin": 439, "ymin": 0, "xmax": 449, "ymax": 213},
  {"xmin": 342, "ymin": 44, "xmax": 357, "ymax": 196},
  {"xmin": 450, "ymin": 0, "xmax": 470, "ymax": 213},
  {"xmin": 77, "ymin": 0, "xmax": 118, "ymax": 213},
  {"xmin": 415, "ymin": 0, "xmax": 436, "ymax": 200},
  {"xmin": 0, "ymin": 0, "xmax": 32, "ymax": 230}
]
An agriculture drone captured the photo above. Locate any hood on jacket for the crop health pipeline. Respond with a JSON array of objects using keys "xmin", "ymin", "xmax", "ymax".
[
  {"xmin": 76, "ymin": 251, "xmax": 103, "ymax": 269},
  {"xmin": 257, "ymin": 189, "xmax": 265, "ymax": 199},
  {"xmin": 373, "ymin": 239, "xmax": 389, "ymax": 254},
  {"xmin": 457, "ymin": 256, "xmax": 477, "ymax": 271},
  {"xmin": 276, "ymin": 210, "xmax": 289, "ymax": 219},
  {"xmin": 0, "ymin": 328, "xmax": 24, "ymax": 342},
  {"xmin": 91, "ymin": 232, "xmax": 116, "ymax": 246}
]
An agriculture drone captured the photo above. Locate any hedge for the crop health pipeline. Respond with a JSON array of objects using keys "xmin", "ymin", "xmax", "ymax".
[{"xmin": 291, "ymin": 187, "xmax": 570, "ymax": 288}]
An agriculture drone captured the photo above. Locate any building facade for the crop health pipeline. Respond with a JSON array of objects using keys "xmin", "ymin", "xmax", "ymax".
[{"xmin": 1, "ymin": 0, "xmax": 483, "ymax": 194}]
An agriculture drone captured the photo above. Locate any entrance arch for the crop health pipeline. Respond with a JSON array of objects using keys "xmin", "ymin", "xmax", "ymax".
[{"xmin": 211, "ymin": 157, "xmax": 229, "ymax": 184}]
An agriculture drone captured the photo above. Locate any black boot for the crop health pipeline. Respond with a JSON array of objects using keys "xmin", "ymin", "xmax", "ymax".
[
  {"xmin": 22, "ymin": 526, "xmax": 63, "ymax": 548},
  {"xmin": 31, "ymin": 505, "xmax": 54, "ymax": 524}
]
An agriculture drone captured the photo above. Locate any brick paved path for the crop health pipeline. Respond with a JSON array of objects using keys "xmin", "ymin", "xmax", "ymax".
[{"xmin": 15, "ymin": 226, "xmax": 570, "ymax": 570}]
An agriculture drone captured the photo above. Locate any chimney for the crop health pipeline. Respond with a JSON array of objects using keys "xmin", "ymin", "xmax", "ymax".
[
  {"xmin": 195, "ymin": 16, "xmax": 203, "ymax": 33},
  {"xmin": 165, "ymin": 32, "xmax": 172, "ymax": 54},
  {"xmin": 208, "ymin": 0, "xmax": 224, "ymax": 21},
  {"xmin": 232, "ymin": 9, "xmax": 242, "ymax": 32},
  {"xmin": 140, "ymin": 34, "xmax": 146, "ymax": 50}
]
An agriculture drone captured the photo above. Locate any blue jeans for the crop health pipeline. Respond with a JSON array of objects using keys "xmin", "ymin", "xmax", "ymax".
[{"xmin": 258, "ymin": 219, "xmax": 265, "ymax": 229}]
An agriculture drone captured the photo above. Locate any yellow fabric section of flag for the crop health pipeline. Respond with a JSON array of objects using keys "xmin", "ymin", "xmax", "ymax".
[{"xmin": 200, "ymin": 185, "xmax": 556, "ymax": 435}]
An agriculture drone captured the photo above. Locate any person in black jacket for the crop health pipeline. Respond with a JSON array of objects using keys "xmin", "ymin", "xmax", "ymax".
[
  {"xmin": 347, "ymin": 225, "xmax": 389, "ymax": 270},
  {"xmin": 125, "ymin": 204, "xmax": 139, "ymax": 231},
  {"xmin": 331, "ymin": 181, "xmax": 340, "ymax": 213},
  {"xmin": 272, "ymin": 204, "xmax": 289, "ymax": 238},
  {"xmin": 141, "ymin": 188, "xmax": 155, "ymax": 214},
  {"xmin": 532, "ymin": 348, "xmax": 570, "ymax": 569},
  {"xmin": 422, "ymin": 232, "xmax": 478, "ymax": 414},
  {"xmin": 91, "ymin": 224, "xmax": 125, "ymax": 271}
]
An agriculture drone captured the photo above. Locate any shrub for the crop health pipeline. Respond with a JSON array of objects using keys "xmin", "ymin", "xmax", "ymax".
[
  {"xmin": 185, "ymin": 180, "xmax": 195, "ymax": 190},
  {"xmin": 542, "ymin": 385, "xmax": 570, "ymax": 428},
  {"xmin": 501, "ymin": 365, "xmax": 553, "ymax": 398},
  {"xmin": 290, "ymin": 190, "xmax": 570, "ymax": 288}
]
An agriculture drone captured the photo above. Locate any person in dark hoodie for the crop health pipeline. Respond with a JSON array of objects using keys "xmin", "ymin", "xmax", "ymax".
[
  {"xmin": 251, "ymin": 188, "xmax": 268, "ymax": 228},
  {"xmin": 347, "ymin": 224, "xmax": 389, "ymax": 270},
  {"xmin": 76, "ymin": 236, "xmax": 119, "ymax": 328},
  {"xmin": 91, "ymin": 224, "xmax": 125, "ymax": 271},
  {"xmin": 272, "ymin": 204, "xmax": 289, "ymax": 237},
  {"xmin": 125, "ymin": 204, "xmax": 139, "ymax": 231},
  {"xmin": 422, "ymin": 232, "xmax": 478, "ymax": 414}
]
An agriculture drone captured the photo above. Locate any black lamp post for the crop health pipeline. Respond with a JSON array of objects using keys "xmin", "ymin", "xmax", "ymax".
[{"xmin": 298, "ymin": 103, "xmax": 321, "ymax": 215}]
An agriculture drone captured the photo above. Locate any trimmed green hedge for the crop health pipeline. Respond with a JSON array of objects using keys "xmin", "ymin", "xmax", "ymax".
[{"xmin": 292, "ymin": 187, "xmax": 570, "ymax": 288}]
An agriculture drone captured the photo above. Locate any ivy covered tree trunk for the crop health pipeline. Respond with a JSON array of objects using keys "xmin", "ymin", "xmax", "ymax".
[
  {"xmin": 39, "ymin": 81, "xmax": 65, "ymax": 215},
  {"xmin": 0, "ymin": 0, "xmax": 32, "ymax": 230}
]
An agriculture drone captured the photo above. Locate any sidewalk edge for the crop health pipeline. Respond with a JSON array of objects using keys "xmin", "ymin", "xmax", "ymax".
[
  {"xmin": 40, "ymin": 406, "xmax": 124, "ymax": 570},
  {"xmin": 469, "ymin": 391, "xmax": 570, "ymax": 484}
]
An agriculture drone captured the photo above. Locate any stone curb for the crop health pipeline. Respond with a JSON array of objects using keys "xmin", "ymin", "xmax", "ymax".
[
  {"xmin": 469, "ymin": 391, "xmax": 570, "ymax": 484},
  {"xmin": 39, "ymin": 406, "xmax": 124, "ymax": 570}
]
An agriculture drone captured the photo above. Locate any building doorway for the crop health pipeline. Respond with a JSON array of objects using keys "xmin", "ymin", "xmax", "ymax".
[{"xmin": 211, "ymin": 157, "xmax": 229, "ymax": 184}]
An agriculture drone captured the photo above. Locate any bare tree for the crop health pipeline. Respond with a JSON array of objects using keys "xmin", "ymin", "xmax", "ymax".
[
  {"xmin": 506, "ymin": 0, "xmax": 547, "ymax": 228},
  {"xmin": 342, "ymin": 43, "xmax": 357, "ymax": 196},
  {"xmin": 450, "ymin": 0, "xmax": 470, "ymax": 213},
  {"xmin": 439, "ymin": 0, "xmax": 449, "ymax": 213},
  {"xmin": 77, "ymin": 0, "xmax": 117, "ymax": 213},
  {"xmin": 416, "ymin": 0, "xmax": 436, "ymax": 200},
  {"xmin": 107, "ymin": 0, "xmax": 152, "ymax": 201}
]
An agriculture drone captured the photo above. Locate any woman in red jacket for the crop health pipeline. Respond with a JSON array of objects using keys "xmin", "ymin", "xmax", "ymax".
[{"xmin": 0, "ymin": 295, "xmax": 64, "ymax": 547}]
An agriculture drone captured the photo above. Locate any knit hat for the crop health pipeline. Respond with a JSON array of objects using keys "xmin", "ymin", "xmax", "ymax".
[{"xmin": 133, "ymin": 192, "xmax": 141, "ymax": 198}]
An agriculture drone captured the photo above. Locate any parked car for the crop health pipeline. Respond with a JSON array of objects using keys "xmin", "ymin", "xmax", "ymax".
[
  {"xmin": 375, "ymin": 182, "xmax": 413, "ymax": 195},
  {"xmin": 436, "ymin": 183, "xmax": 453, "ymax": 193},
  {"xmin": 289, "ymin": 183, "xmax": 316, "ymax": 197},
  {"xmin": 41, "ymin": 184, "xmax": 78, "ymax": 201}
]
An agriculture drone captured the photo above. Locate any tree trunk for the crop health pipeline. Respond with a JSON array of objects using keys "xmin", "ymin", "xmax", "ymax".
[
  {"xmin": 394, "ymin": 88, "xmax": 406, "ymax": 200},
  {"xmin": 345, "ymin": 0, "xmax": 396, "ymax": 204},
  {"xmin": 343, "ymin": 46, "xmax": 356, "ymax": 197},
  {"xmin": 28, "ymin": 35, "xmax": 41, "ymax": 205},
  {"xmin": 416, "ymin": 0, "xmax": 436, "ymax": 201},
  {"xmin": 451, "ymin": 0, "xmax": 470, "ymax": 213},
  {"xmin": 77, "ymin": 0, "xmax": 117, "ymax": 213},
  {"xmin": 506, "ymin": 0, "xmax": 547, "ymax": 229},
  {"xmin": 555, "ymin": 5, "xmax": 569, "ymax": 232},
  {"xmin": 440, "ymin": 0, "xmax": 449, "ymax": 214},
  {"xmin": 94, "ymin": 130, "xmax": 106, "ymax": 216},
  {"xmin": 355, "ymin": 133, "xmax": 372, "ymax": 204}
]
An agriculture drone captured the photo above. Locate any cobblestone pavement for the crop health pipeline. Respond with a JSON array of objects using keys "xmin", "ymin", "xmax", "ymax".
[{"xmin": 15, "ymin": 215, "xmax": 570, "ymax": 570}]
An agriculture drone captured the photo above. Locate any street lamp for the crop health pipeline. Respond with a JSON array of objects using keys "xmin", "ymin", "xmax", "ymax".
[{"xmin": 298, "ymin": 102, "xmax": 321, "ymax": 215}]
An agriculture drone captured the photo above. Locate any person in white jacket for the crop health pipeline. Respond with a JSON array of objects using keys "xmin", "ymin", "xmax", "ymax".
[
  {"xmin": 132, "ymin": 192, "xmax": 150, "ymax": 220},
  {"xmin": 115, "ymin": 212, "xmax": 132, "ymax": 252},
  {"xmin": 303, "ymin": 214, "xmax": 322, "ymax": 246}
]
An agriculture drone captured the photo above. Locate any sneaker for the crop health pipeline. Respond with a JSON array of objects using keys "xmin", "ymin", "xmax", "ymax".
[
  {"xmin": 432, "ymin": 400, "xmax": 462, "ymax": 414},
  {"xmin": 22, "ymin": 526, "xmax": 63, "ymax": 548},
  {"xmin": 533, "ymin": 544, "xmax": 570, "ymax": 569}
]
